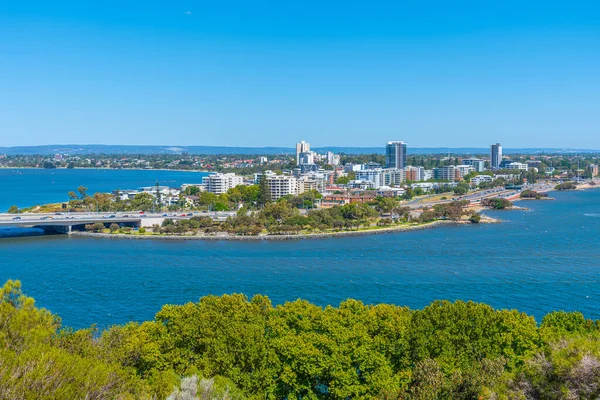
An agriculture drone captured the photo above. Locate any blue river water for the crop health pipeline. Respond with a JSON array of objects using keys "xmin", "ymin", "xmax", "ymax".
[
  {"xmin": 1, "ymin": 169, "xmax": 600, "ymax": 329},
  {"xmin": 0, "ymin": 168, "xmax": 207, "ymax": 211}
]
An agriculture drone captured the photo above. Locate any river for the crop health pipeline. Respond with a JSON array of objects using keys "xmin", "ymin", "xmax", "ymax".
[{"xmin": 1, "ymin": 169, "xmax": 599, "ymax": 328}]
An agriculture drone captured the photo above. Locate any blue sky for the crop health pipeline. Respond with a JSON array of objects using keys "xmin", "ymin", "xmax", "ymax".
[{"xmin": 1, "ymin": 1, "xmax": 599, "ymax": 148}]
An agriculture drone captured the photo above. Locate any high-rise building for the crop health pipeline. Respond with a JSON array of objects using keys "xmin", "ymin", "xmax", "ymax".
[
  {"xmin": 296, "ymin": 141, "xmax": 310, "ymax": 165},
  {"xmin": 386, "ymin": 141, "xmax": 407, "ymax": 169},
  {"xmin": 202, "ymin": 173, "xmax": 244, "ymax": 194},
  {"xmin": 491, "ymin": 143, "xmax": 502, "ymax": 169}
]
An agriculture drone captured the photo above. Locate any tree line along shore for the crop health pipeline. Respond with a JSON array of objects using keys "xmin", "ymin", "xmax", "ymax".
[{"xmin": 2, "ymin": 279, "xmax": 600, "ymax": 399}]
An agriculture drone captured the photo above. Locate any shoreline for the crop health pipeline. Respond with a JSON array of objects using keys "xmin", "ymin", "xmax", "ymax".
[
  {"xmin": 70, "ymin": 218, "xmax": 500, "ymax": 241},
  {"xmin": 0, "ymin": 166, "xmax": 209, "ymax": 173}
]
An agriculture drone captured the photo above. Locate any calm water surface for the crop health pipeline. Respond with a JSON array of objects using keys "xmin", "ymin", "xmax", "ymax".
[
  {"xmin": 0, "ymin": 168, "xmax": 207, "ymax": 211},
  {"xmin": 1, "ymin": 169, "xmax": 599, "ymax": 328}
]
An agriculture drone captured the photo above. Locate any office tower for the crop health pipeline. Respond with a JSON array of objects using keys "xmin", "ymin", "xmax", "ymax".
[
  {"xmin": 386, "ymin": 141, "xmax": 407, "ymax": 169},
  {"xmin": 491, "ymin": 143, "xmax": 502, "ymax": 169}
]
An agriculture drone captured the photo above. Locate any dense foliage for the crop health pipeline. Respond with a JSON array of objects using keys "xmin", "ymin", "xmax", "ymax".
[
  {"xmin": 520, "ymin": 190, "xmax": 549, "ymax": 199},
  {"xmin": 554, "ymin": 182, "xmax": 578, "ymax": 191},
  {"xmin": 481, "ymin": 197, "xmax": 513, "ymax": 209},
  {"xmin": 3, "ymin": 280, "xmax": 600, "ymax": 399}
]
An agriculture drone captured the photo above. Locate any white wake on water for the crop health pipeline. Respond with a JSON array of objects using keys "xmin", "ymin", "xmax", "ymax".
[{"xmin": 583, "ymin": 213, "xmax": 600, "ymax": 217}]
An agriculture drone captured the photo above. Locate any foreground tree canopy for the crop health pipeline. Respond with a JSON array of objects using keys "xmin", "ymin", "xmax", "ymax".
[{"xmin": 2, "ymin": 280, "xmax": 600, "ymax": 399}]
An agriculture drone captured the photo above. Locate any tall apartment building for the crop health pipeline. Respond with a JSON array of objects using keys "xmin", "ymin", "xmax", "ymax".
[
  {"xmin": 491, "ymin": 143, "xmax": 502, "ymax": 169},
  {"xmin": 588, "ymin": 164, "xmax": 599, "ymax": 177},
  {"xmin": 462, "ymin": 158, "xmax": 486, "ymax": 172},
  {"xmin": 265, "ymin": 175, "xmax": 300, "ymax": 200},
  {"xmin": 202, "ymin": 173, "xmax": 244, "ymax": 194},
  {"xmin": 385, "ymin": 141, "xmax": 407, "ymax": 169},
  {"xmin": 296, "ymin": 141, "xmax": 310, "ymax": 165}
]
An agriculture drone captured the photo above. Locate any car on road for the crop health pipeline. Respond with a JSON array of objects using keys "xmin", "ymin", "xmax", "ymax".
[
  {"xmin": 162, "ymin": 213, "xmax": 168, "ymax": 217},
  {"xmin": 187, "ymin": 213, "xmax": 193, "ymax": 216},
  {"xmin": 122, "ymin": 215, "xmax": 129, "ymax": 218},
  {"xmin": 104, "ymin": 215, "xmax": 116, "ymax": 219},
  {"xmin": 40, "ymin": 216, "xmax": 50, "ymax": 220},
  {"xmin": 12, "ymin": 216, "xmax": 21, "ymax": 221}
]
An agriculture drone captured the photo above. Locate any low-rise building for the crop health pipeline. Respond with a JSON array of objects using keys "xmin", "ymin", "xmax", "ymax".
[
  {"xmin": 470, "ymin": 175, "xmax": 493, "ymax": 185},
  {"xmin": 505, "ymin": 162, "xmax": 528, "ymax": 171},
  {"xmin": 434, "ymin": 166, "xmax": 457, "ymax": 181},
  {"xmin": 355, "ymin": 168, "xmax": 384, "ymax": 188},
  {"xmin": 462, "ymin": 158, "xmax": 486, "ymax": 172},
  {"xmin": 404, "ymin": 166, "xmax": 425, "ymax": 181},
  {"xmin": 382, "ymin": 168, "xmax": 405, "ymax": 187}
]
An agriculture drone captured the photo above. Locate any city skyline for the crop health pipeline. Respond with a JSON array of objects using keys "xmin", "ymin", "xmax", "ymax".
[{"xmin": 1, "ymin": 1, "xmax": 599, "ymax": 148}]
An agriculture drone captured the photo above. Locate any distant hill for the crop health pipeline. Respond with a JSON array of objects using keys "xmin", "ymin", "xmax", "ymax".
[{"xmin": 0, "ymin": 144, "xmax": 598, "ymax": 156}]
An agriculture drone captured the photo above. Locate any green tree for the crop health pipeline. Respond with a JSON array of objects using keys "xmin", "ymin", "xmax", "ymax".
[
  {"xmin": 7, "ymin": 205, "xmax": 18, "ymax": 214},
  {"xmin": 77, "ymin": 186, "xmax": 88, "ymax": 199},
  {"xmin": 257, "ymin": 175, "xmax": 271, "ymax": 207}
]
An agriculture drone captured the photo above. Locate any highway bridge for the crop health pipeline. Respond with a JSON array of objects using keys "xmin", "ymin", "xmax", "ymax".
[
  {"xmin": 0, "ymin": 215, "xmax": 142, "ymax": 234},
  {"xmin": 0, "ymin": 211, "xmax": 237, "ymax": 235}
]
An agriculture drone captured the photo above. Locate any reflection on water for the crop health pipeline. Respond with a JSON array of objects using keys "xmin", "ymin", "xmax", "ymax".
[{"xmin": 0, "ymin": 228, "xmax": 47, "ymax": 238}]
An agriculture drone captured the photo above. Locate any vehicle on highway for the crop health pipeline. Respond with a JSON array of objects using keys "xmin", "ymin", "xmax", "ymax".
[
  {"xmin": 139, "ymin": 211, "xmax": 145, "ymax": 215},
  {"xmin": 162, "ymin": 213, "xmax": 168, "ymax": 217},
  {"xmin": 187, "ymin": 213, "xmax": 193, "ymax": 216},
  {"xmin": 104, "ymin": 215, "xmax": 116, "ymax": 219},
  {"xmin": 122, "ymin": 215, "xmax": 129, "ymax": 218},
  {"xmin": 12, "ymin": 216, "xmax": 21, "ymax": 221}
]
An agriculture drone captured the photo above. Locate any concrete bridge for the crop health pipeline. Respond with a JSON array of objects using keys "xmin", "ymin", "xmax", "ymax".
[{"xmin": 0, "ymin": 216, "xmax": 142, "ymax": 234}]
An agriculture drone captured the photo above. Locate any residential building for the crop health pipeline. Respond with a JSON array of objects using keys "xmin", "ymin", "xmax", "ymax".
[
  {"xmin": 470, "ymin": 175, "xmax": 493, "ymax": 185},
  {"xmin": 202, "ymin": 173, "xmax": 244, "ymax": 194},
  {"xmin": 356, "ymin": 168, "xmax": 384, "ymax": 188},
  {"xmin": 254, "ymin": 170, "xmax": 277, "ymax": 184},
  {"xmin": 505, "ymin": 162, "xmax": 528, "ymax": 171},
  {"xmin": 376, "ymin": 186, "xmax": 405, "ymax": 197},
  {"xmin": 365, "ymin": 162, "xmax": 382, "ymax": 170},
  {"xmin": 462, "ymin": 158, "xmax": 485, "ymax": 172},
  {"xmin": 588, "ymin": 164, "xmax": 599, "ymax": 177},
  {"xmin": 326, "ymin": 151, "xmax": 340, "ymax": 166},
  {"xmin": 382, "ymin": 168, "xmax": 405, "ymax": 187},
  {"xmin": 500, "ymin": 159, "xmax": 516, "ymax": 169},
  {"xmin": 265, "ymin": 175, "xmax": 300, "ymax": 200},
  {"xmin": 405, "ymin": 166, "xmax": 424, "ymax": 181},
  {"xmin": 298, "ymin": 151, "xmax": 315, "ymax": 165},
  {"xmin": 348, "ymin": 180, "xmax": 376, "ymax": 190},
  {"xmin": 491, "ymin": 143, "xmax": 502, "ymax": 169},
  {"xmin": 456, "ymin": 165, "xmax": 475, "ymax": 179},
  {"xmin": 296, "ymin": 141, "xmax": 311, "ymax": 165},
  {"xmin": 344, "ymin": 163, "xmax": 364, "ymax": 172},
  {"xmin": 422, "ymin": 169, "xmax": 434, "ymax": 181},
  {"xmin": 434, "ymin": 166, "xmax": 457, "ymax": 181},
  {"xmin": 386, "ymin": 141, "xmax": 407, "ymax": 169}
]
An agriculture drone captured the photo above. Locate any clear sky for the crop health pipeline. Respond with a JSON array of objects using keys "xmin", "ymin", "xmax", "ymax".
[{"xmin": 1, "ymin": 1, "xmax": 599, "ymax": 148}]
